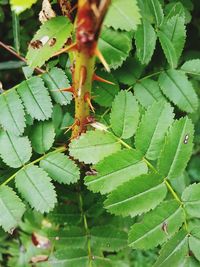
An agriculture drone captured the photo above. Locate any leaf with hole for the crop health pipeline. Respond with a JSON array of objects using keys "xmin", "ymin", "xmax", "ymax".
[
  {"xmin": 158, "ymin": 117, "xmax": 194, "ymax": 180},
  {"xmin": 26, "ymin": 16, "xmax": 73, "ymax": 67},
  {"xmin": 128, "ymin": 200, "xmax": 184, "ymax": 249}
]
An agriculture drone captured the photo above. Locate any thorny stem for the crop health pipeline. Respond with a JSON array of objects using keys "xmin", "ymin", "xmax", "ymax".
[
  {"xmin": 0, "ymin": 146, "xmax": 66, "ymax": 187},
  {"xmin": 78, "ymin": 191, "xmax": 92, "ymax": 266},
  {"xmin": 0, "ymin": 41, "xmax": 45, "ymax": 74},
  {"xmin": 114, "ymin": 133, "xmax": 189, "ymax": 230},
  {"xmin": 71, "ymin": 0, "xmax": 110, "ymax": 138}
]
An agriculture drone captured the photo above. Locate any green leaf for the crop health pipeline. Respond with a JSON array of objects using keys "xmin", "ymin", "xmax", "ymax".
[
  {"xmin": 181, "ymin": 59, "xmax": 200, "ymax": 76},
  {"xmin": 181, "ymin": 256, "xmax": 200, "ymax": 267},
  {"xmin": 69, "ymin": 130, "xmax": 121, "ymax": 164},
  {"xmin": 135, "ymin": 18, "xmax": 157, "ymax": 65},
  {"xmin": 47, "ymin": 227, "xmax": 87, "ymax": 249},
  {"xmin": 153, "ymin": 230, "xmax": 188, "ymax": 267},
  {"xmin": 148, "ymin": 0, "xmax": 164, "ymax": 26},
  {"xmin": 104, "ymin": 0, "xmax": 141, "ymax": 31},
  {"xmin": 0, "ymin": 90, "xmax": 25, "ymax": 136},
  {"xmin": 29, "ymin": 120, "xmax": 55, "ymax": 154},
  {"xmin": 160, "ymin": 15, "xmax": 186, "ymax": 62},
  {"xmin": 42, "ymin": 67, "xmax": 73, "ymax": 106},
  {"xmin": 182, "ymin": 183, "xmax": 200, "ymax": 218},
  {"xmin": 15, "ymin": 165, "xmax": 57, "ymax": 213},
  {"xmin": 40, "ymin": 152, "xmax": 80, "ymax": 184},
  {"xmin": 104, "ymin": 174, "xmax": 167, "ymax": 217},
  {"xmin": 0, "ymin": 131, "xmax": 32, "ymax": 168},
  {"xmin": 98, "ymin": 27, "xmax": 132, "ymax": 70},
  {"xmin": 90, "ymin": 225, "xmax": 127, "ymax": 252},
  {"xmin": 158, "ymin": 31, "xmax": 178, "ymax": 68},
  {"xmin": 26, "ymin": 17, "xmax": 73, "ymax": 67},
  {"xmin": 110, "ymin": 91, "xmax": 139, "ymax": 139},
  {"xmin": 189, "ymin": 227, "xmax": 200, "ymax": 262},
  {"xmin": 85, "ymin": 149, "xmax": 148, "ymax": 194},
  {"xmin": 93, "ymin": 71, "xmax": 119, "ymax": 107},
  {"xmin": 43, "ymin": 249, "xmax": 89, "ymax": 267},
  {"xmin": 17, "ymin": 77, "xmax": 53, "ymax": 120},
  {"xmin": 134, "ymin": 79, "xmax": 166, "ymax": 108},
  {"xmin": 135, "ymin": 101, "xmax": 174, "ymax": 160},
  {"xmin": 113, "ymin": 57, "xmax": 144, "ymax": 86},
  {"xmin": 158, "ymin": 117, "xmax": 194, "ymax": 180},
  {"xmin": 158, "ymin": 70, "xmax": 199, "ymax": 113},
  {"xmin": 128, "ymin": 200, "xmax": 184, "ymax": 249},
  {"xmin": 47, "ymin": 204, "xmax": 80, "ymax": 225},
  {"xmin": 10, "ymin": 0, "xmax": 37, "ymax": 14},
  {"xmin": 0, "ymin": 186, "xmax": 25, "ymax": 232}
]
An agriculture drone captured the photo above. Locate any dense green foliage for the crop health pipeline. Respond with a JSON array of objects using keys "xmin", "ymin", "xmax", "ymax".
[{"xmin": 0, "ymin": 0, "xmax": 200, "ymax": 266}]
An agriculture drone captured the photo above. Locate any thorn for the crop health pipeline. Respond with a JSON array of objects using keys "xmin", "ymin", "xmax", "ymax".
[
  {"xmin": 84, "ymin": 92, "xmax": 95, "ymax": 113},
  {"xmin": 94, "ymin": 47, "xmax": 110, "ymax": 72},
  {"xmin": 53, "ymin": 42, "xmax": 77, "ymax": 57},
  {"xmin": 91, "ymin": 3, "xmax": 100, "ymax": 18},
  {"xmin": 63, "ymin": 119, "xmax": 80, "ymax": 134},
  {"xmin": 93, "ymin": 74, "xmax": 115, "ymax": 85},
  {"xmin": 52, "ymin": 86, "xmax": 75, "ymax": 94}
]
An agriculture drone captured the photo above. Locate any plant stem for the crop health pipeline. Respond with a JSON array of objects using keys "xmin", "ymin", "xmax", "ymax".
[
  {"xmin": 0, "ymin": 40, "xmax": 45, "ymax": 74},
  {"xmin": 78, "ymin": 191, "xmax": 92, "ymax": 266},
  {"xmin": 71, "ymin": 0, "xmax": 110, "ymax": 138}
]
